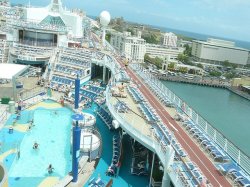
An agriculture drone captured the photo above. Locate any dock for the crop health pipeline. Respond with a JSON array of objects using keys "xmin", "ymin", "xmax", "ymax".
[
  {"xmin": 158, "ymin": 75, "xmax": 250, "ymax": 101},
  {"xmin": 158, "ymin": 75, "xmax": 228, "ymax": 88}
]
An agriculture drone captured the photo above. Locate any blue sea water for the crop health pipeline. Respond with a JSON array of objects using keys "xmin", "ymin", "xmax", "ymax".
[
  {"xmin": 161, "ymin": 81, "xmax": 250, "ymax": 156},
  {"xmin": 153, "ymin": 25, "xmax": 250, "ymax": 49}
]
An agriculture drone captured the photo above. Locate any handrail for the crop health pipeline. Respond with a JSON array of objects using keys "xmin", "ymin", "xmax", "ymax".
[
  {"xmin": 131, "ymin": 63, "xmax": 250, "ymax": 175},
  {"xmin": 105, "ymin": 85, "xmax": 186, "ymax": 187},
  {"xmin": 0, "ymin": 109, "xmax": 8, "ymax": 125}
]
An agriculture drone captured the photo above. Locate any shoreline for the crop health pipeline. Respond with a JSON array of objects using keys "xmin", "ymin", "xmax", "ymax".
[{"xmin": 158, "ymin": 76, "xmax": 250, "ymax": 101}]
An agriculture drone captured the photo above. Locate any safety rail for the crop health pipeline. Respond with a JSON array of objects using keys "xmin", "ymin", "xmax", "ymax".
[
  {"xmin": 95, "ymin": 54, "xmax": 204, "ymax": 187},
  {"xmin": 150, "ymin": 177, "xmax": 162, "ymax": 187},
  {"xmin": 0, "ymin": 109, "xmax": 8, "ymax": 125},
  {"xmin": 8, "ymin": 18, "xmax": 69, "ymax": 33},
  {"xmin": 105, "ymin": 85, "xmax": 186, "ymax": 187},
  {"xmin": 131, "ymin": 63, "xmax": 250, "ymax": 176},
  {"xmin": 19, "ymin": 86, "xmax": 46, "ymax": 101}
]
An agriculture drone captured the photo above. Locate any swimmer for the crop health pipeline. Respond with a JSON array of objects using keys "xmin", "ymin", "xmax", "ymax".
[
  {"xmin": 47, "ymin": 164, "xmax": 54, "ymax": 174},
  {"xmin": 9, "ymin": 126, "xmax": 14, "ymax": 134},
  {"xmin": 33, "ymin": 142, "xmax": 39, "ymax": 149}
]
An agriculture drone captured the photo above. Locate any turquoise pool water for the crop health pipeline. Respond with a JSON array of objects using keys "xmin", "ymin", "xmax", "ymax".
[
  {"xmin": 9, "ymin": 109, "xmax": 72, "ymax": 177},
  {"xmin": 0, "ymin": 101, "xmax": 73, "ymax": 186}
]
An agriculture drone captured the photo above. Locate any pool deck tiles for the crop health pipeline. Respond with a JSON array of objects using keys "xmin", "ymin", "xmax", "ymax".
[
  {"xmin": 0, "ymin": 148, "xmax": 17, "ymax": 162},
  {"xmin": 27, "ymin": 102, "xmax": 63, "ymax": 110},
  {"xmin": 4, "ymin": 123, "xmax": 30, "ymax": 132},
  {"xmin": 38, "ymin": 177, "xmax": 59, "ymax": 187}
]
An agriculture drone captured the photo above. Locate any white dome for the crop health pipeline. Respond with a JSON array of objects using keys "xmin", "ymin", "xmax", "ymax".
[{"xmin": 100, "ymin": 11, "xmax": 111, "ymax": 27}]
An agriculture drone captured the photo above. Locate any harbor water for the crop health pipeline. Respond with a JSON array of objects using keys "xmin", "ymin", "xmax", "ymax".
[{"xmin": 162, "ymin": 81, "xmax": 250, "ymax": 156}]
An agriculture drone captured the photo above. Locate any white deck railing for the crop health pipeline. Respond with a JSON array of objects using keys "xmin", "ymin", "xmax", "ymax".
[{"xmin": 131, "ymin": 63, "xmax": 250, "ymax": 176}]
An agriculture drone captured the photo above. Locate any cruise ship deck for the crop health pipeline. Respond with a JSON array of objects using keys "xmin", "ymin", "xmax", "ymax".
[{"xmin": 0, "ymin": 0, "xmax": 250, "ymax": 187}]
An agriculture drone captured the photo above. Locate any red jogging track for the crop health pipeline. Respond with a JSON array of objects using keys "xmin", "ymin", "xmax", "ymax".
[{"xmin": 119, "ymin": 62, "xmax": 231, "ymax": 187}]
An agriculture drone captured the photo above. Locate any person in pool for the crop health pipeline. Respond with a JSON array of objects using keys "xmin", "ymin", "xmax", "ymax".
[
  {"xmin": 47, "ymin": 164, "xmax": 54, "ymax": 174},
  {"xmin": 33, "ymin": 142, "xmax": 39, "ymax": 149}
]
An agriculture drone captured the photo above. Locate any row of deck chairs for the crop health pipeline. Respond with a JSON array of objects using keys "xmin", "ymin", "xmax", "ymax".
[
  {"xmin": 13, "ymin": 43, "xmax": 52, "ymax": 56},
  {"xmin": 127, "ymin": 86, "xmax": 145, "ymax": 103},
  {"xmin": 152, "ymin": 123, "xmax": 187, "ymax": 158},
  {"xmin": 51, "ymin": 75, "xmax": 74, "ymax": 85},
  {"xmin": 146, "ymin": 80, "xmax": 175, "ymax": 108},
  {"xmin": 173, "ymin": 162, "xmax": 206, "ymax": 187},
  {"xmin": 60, "ymin": 55, "xmax": 90, "ymax": 68},
  {"xmin": 96, "ymin": 106, "xmax": 113, "ymax": 130},
  {"xmin": 80, "ymin": 90, "xmax": 98, "ymax": 101},
  {"xmin": 132, "ymin": 64, "xmax": 175, "ymax": 108},
  {"xmin": 63, "ymin": 47, "xmax": 92, "ymax": 58},
  {"xmin": 182, "ymin": 120, "xmax": 230, "ymax": 163},
  {"xmin": 107, "ymin": 135, "xmax": 122, "ymax": 177},
  {"xmin": 138, "ymin": 102, "xmax": 160, "ymax": 123},
  {"xmin": 55, "ymin": 64, "xmax": 85, "ymax": 78},
  {"xmin": 88, "ymin": 177, "xmax": 106, "ymax": 187},
  {"xmin": 86, "ymin": 84, "xmax": 105, "ymax": 94},
  {"xmin": 114, "ymin": 101, "xmax": 129, "ymax": 113},
  {"xmin": 218, "ymin": 163, "xmax": 250, "ymax": 187},
  {"xmin": 119, "ymin": 71, "xmax": 130, "ymax": 83}
]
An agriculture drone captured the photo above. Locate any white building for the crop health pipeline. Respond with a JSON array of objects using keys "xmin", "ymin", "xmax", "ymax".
[
  {"xmin": 110, "ymin": 31, "xmax": 146, "ymax": 63},
  {"xmin": 146, "ymin": 44, "xmax": 184, "ymax": 63},
  {"xmin": 4, "ymin": 0, "xmax": 86, "ymax": 47},
  {"xmin": 192, "ymin": 38, "xmax": 250, "ymax": 66},
  {"xmin": 163, "ymin": 32, "xmax": 177, "ymax": 47}
]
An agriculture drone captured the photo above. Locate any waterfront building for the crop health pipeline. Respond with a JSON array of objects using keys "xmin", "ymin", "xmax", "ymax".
[
  {"xmin": 162, "ymin": 32, "xmax": 177, "ymax": 47},
  {"xmin": 145, "ymin": 43, "xmax": 184, "ymax": 63},
  {"xmin": 231, "ymin": 77, "xmax": 250, "ymax": 87},
  {"xmin": 178, "ymin": 39, "xmax": 192, "ymax": 47},
  {"xmin": 162, "ymin": 62, "xmax": 204, "ymax": 75},
  {"xmin": 192, "ymin": 38, "xmax": 250, "ymax": 66},
  {"xmin": 110, "ymin": 31, "xmax": 146, "ymax": 63}
]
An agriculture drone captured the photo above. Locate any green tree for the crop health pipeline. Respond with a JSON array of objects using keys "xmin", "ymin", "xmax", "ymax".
[
  {"xmin": 167, "ymin": 62, "xmax": 175, "ymax": 70},
  {"xmin": 177, "ymin": 54, "xmax": 189, "ymax": 64},
  {"xmin": 179, "ymin": 67, "xmax": 188, "ymax": 73},
  {"xmin": 197, "ymin": 63, "xmax": 203, "ymax": 69},
  {"xmin": 183, "ymin": 44, "xmax": 192, "ymax": 57},
  {"xmin": 144, "ymin": 54, "xmax": 163, "ymax": 69},
  {"xmin": 209, "ymin": 71, "xmax": 222, "ymax": 77},
  {"xmin": 142, "ymin": 33, "xmax": 158, "ymax": 44},
  {"xmin": 231, "ymin": 63, "xmax": 237, "ymax": 69},
  {"xmin": 224, "ymin": 72, "xmax": 237, "ymax": 79},
  {"xmin": 126, "ymin": 28, "xmax": 135, "ymax": 35},
  {"xmin": 105, "ymin": 33, "xmax": 111, "ymax": 42},
  {"xmin": 222, "ymin": 60, "xmax": 230, "ymax": 67}
]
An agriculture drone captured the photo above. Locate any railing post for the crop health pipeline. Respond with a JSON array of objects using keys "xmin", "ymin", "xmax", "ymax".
[
  {"xmin": 224, "ymin": 139, "xmax": 228, "ymax": 152},
  {"xmin": 195, "ymin": 114, "xmax": 199, "ymax": 125},
  {"xmin": 238, "ymin": 150, "xmax": 241, "ymax": 165},
  {"xmin": 213, "ymin": 131, "xmax": 217, "ymax": 142},
  {"xmin": 205, "ymin": 122, "xmax": 208, "ymax": 133}
]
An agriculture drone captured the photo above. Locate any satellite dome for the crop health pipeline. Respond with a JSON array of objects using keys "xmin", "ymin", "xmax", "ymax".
[{"xmin": 100, "ymin": 11, "xmax": 111, "ymax": 27}]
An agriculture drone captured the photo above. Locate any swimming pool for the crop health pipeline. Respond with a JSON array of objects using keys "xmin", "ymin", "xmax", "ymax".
[{"xmin": 0, "ymin": 100, "xmax": 73, "ymax": 186}]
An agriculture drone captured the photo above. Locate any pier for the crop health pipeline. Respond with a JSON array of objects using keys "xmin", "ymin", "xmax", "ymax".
[
  {"xmin": 157, "ymin": 75, "xmax": 228, "ymax": 88},
  {"xmin": 158, "ymin": 75, "xmax": 250, "ymax": 101}
]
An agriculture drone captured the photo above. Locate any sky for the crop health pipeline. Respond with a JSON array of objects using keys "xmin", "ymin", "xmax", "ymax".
[{"xmin": 11, "ymin": 0, "xmax": 250, "ymax": 42}]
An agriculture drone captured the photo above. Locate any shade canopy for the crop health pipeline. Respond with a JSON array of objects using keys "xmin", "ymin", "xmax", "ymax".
[{"xmin": 0, "ymin": 64, "xmax": 28, "ymax": 79}]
